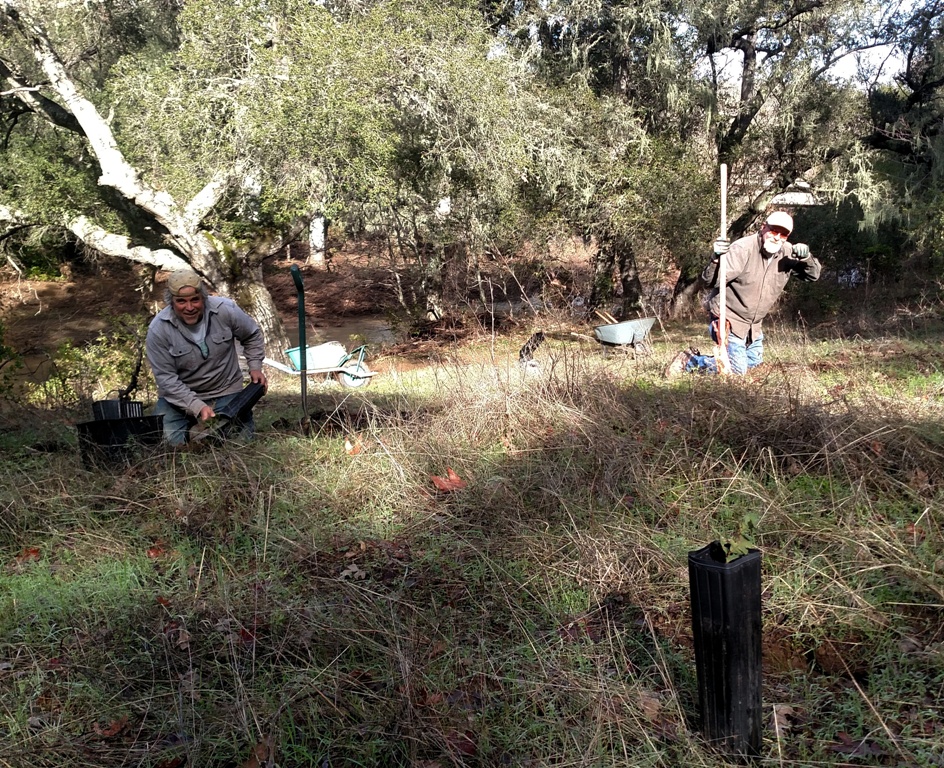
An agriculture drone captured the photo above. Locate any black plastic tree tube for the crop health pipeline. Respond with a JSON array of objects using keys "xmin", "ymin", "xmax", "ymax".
[{"xmin": 688, "ymin": 544, "xmax": 763, "ymax": 756}]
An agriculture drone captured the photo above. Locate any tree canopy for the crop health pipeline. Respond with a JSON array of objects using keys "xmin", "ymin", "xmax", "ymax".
[{"xmin": 2, "ymin": 0, "xmax": 943, "ymax": 339}]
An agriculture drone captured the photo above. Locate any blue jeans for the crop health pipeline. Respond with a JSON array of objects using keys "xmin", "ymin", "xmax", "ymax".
[
  {"xmin": 686, "ymin": 322, "xmax": 764, "ymax": 376},
  {"xmin": 154, "ymin": 391, "xmax": 256, "ymax": 446}
]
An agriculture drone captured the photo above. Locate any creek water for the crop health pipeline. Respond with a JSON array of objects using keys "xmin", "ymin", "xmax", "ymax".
[{"xmin": 289, "ymin": 315, "xmax": 398, "ymax": 348}]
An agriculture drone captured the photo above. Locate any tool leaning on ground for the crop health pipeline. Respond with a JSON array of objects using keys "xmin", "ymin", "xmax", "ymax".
[{"xmin": 714, "ymin": 163, "xmax": 731, "ymax": 375}]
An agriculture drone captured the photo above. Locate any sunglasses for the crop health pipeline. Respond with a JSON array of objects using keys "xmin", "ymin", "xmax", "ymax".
[{"xmin": 766, "ymin": 226, "xmax": 790, "ymax": 239}]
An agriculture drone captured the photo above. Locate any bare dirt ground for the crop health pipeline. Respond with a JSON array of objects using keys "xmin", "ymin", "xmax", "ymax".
[{"xmin": 1, "ymin": 243, "xmax": 396, "ymax": 355}]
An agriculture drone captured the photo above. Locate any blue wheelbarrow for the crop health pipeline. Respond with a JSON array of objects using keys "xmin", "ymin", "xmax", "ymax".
[{"xmin": 264, "ymin": 341, "xmax": 375, "ymax": 388}]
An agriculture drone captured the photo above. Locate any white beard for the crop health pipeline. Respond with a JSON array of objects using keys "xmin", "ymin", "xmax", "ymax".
[{"xmin": 762, "ymin": 238, "xmax": 782, "ymax": 255}]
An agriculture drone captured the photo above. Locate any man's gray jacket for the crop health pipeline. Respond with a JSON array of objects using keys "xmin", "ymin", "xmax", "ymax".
[
  {"xmin": 702, "ymin": 232, "xmax": 821, "ymax": 340},
  {"xmin": 146, "ymin": 296, "xmax": 265, "ymax": 417}
]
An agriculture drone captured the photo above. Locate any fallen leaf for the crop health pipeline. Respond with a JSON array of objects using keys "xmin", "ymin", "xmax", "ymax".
[
  {"xmin": 431, "ymin": 467, "xmax": 466, "ymax": 492},
  {"xmin": 905, "ymin": 522, "xmax": 926, "ymax": 543},
  {"xmin": 637, "ymin": 690, "xmax": 663, "ymax": 720},
  {"xmin": 156, "ymin": 596, "xmax": 171, "ymax": 607},
  {"xmin": 147, "ymin": 544, "xmax": 166, "ymax": 558},
  {"xmin": 830, "ymin": 732, "xmax": 886, "ymax": 757},
  {"xmin": 906, "ymin": 468, "xmax": 931, "ymax": 492},
  {"xmin": 16, "ymin": 547, "xmax": 41, "ymax": 563},
  {"xmin": 178, "ymin": 669, "xmax": 201, "ymax": 701},
  {"xmin": 239, "ymin": 737, "xmax": 273, "ymax": 768},
  {"xmin": 92, "ymin": 715, "xmax": 129, "ymax": 738},
  {"xmin": 444, "ymin": 729, "xmax": 477, "ymax": 756},
  {"xmin": 770, "ymin": 703, "xmax": 795, "ymax": 732},
  {"xmin": 155, "ymin": 758, "xmax": 186, "ymax": 768},
  {"xmin": 340, "ymin": 563, "xmax": 367, "ymax": 580},
  {"xmin": 344, "ymin": 436, "xmax": 363, "ymax": 455}
]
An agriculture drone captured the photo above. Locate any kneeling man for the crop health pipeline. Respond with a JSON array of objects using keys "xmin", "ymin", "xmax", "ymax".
[{"xmin": 146, "ymin": 269, "xmax": 268, "ymax": 445}]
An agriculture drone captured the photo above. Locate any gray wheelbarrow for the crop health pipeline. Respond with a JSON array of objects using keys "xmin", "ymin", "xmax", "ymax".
[{"xmin": 593, "ymin": 317, "xmax": 655, "ymax": 355}]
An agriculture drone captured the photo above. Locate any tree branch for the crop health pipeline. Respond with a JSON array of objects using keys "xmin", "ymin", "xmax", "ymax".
[
  {"xmin": 1, "ymin": 0, "xmax": 214, "ymax": 261},
  {"xmin": 0, "ymin": 56, "xmax": 83, "ymax": 133},
  {"xmin": 183, "ymin": 168, "xmax": 239, "ymax": 231},
  {"xmin": 242, "ymin": 213, "xmax": 315, "ymax": 264},
  {"xmin": 68, "ymin": 215, "xmax": 191, "ymax": 271}
]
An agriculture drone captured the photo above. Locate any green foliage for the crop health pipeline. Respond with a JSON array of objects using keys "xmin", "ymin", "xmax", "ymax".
[
  {"xmin": 23, "ymin": 317, "xmax": 153, "ymax": 410},
  {"xmin": 717, "ymin": 510, "xmax": 759, "ymax": 562}
]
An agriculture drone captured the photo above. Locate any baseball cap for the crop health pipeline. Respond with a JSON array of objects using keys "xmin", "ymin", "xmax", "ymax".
[
  {"xmin": 765, "ymin": 211, "xmax": 794, "ymax": 234},
  {"xmin": 167, "ymin": 269, "xmax": 203, "ymax": 296}
]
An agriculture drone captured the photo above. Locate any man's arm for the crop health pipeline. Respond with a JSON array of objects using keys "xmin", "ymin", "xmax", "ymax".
[
  {"xmin": 788, "ymin": 243, "xmax": 822, "ymax": 281},
  {"xmin": 228, "ymin": 305, "xmax": 268, "ymax": 390},
  {"xmin": 702, "ymin": 239, "xmax": 748, "ymax": 285}
]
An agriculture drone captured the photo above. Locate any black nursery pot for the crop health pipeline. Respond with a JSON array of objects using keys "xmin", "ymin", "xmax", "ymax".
[
  {"xmin": 688, "ymin": 543, "xmax": 763, "ymax": 757},
  {"xmin": 76, "ymin": 415, "xmax": 163, "ymax": 468}
]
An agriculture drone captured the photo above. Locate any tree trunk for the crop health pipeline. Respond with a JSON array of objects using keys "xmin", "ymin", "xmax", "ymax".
[
  {"xmin": 236, "ymin": 265, "xmax": 291, "ymax": 358},
  {"xmin": 616, "ymin": 241, "xmax": 644, "ymax": 318},
  {"xmin": 670, "ymin": 273, "xmax": 705, "ymax": 319},
  {"xmin": 588, "ymin": 237, "xmax": 616, "ymax": 312},
  {"xmin": 421, "ymin": 245, "xmax": 445, "ymax": 321},
  {"xmin": 308, "ymin": 215, "xmax": 327, "ymax": 268}
]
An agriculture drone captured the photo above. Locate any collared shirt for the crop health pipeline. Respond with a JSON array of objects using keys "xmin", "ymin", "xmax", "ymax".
[
  {"xmin": 702, "ymin": 233, "xmax": 821, "ymax": 339},
  {"xmin": 145, "ymin": 296, "xmax": 265, "ymax": 417}
]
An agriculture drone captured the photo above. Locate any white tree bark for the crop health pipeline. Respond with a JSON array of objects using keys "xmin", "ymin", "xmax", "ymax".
[
  {"xmin": 68, "ymin": 216, "xmax": 189, "ymax": 271},
  {"xmin": 0, "ymin": 204, "xmax": 25, "ymax": 226},
  {"xmin": 308, "ymin": 215, "xmax": 327, "ymax": 267}
]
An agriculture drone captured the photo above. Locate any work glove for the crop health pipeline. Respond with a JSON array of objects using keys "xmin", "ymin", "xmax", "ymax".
[
  {"xmin": 713, "ymin": 239, "xmax": 730, "ymax": 257},
  {"xmin": 793, "ymin": 243, "xmax": 810, "ymax": 260}
]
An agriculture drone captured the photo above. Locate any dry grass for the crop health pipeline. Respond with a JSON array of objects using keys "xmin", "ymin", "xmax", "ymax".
[{"xmin": 1, "ymin": 324, "xmax": 943, "ymax": 767}]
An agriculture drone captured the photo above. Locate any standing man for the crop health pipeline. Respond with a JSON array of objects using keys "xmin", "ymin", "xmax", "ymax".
[
  {"xmin": 665, "ymin": 211, "xmax": 821, "ymax": 376},
  {"xmin": 146, "ymin": 269, "xmax": 268, "ymax": 445}
]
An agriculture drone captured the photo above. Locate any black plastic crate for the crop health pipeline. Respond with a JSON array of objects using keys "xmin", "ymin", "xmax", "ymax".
[
  {"xmin": 76, "ymin": 415, "xmax": 163, "ymax": 468},
  {"xmin": 92, "ymin": 399, "xmax": 144, "ymax": 420}
]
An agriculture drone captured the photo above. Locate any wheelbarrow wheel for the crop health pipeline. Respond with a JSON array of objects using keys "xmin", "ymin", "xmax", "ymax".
[{"xmin": 338, "ymin": 361, "xmax": 371, "ymax": 389}]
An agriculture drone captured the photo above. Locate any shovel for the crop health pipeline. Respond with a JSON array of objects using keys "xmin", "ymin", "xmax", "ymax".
[
  {"xmin": 290, "ymin": 264, "xmax": 310, "ymax": 432},
  {"xmin": 715, "ymin": 164, "xmax": 731, "ymax": 374}
]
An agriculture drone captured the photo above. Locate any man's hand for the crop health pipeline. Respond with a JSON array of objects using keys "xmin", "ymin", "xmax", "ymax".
[
  {"xmin": 713, "ymin": 239, "xmax": 730, "ymax": 257},
  {"xmin": 250, "ymin": 369, "xmax": 268, "ymax": 393},
  {"xmin": 198, "ymin": 405, "xmax": 215, "ymax": 422},
  {"xmin": 793, "ymin": 243, "xmax": 811, "ymax": 260}
]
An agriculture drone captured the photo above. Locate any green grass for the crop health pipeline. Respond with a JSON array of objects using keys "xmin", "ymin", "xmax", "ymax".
[{"xmin": 1, "ymin": 322, "xmax": 944, "ymax": 766}]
